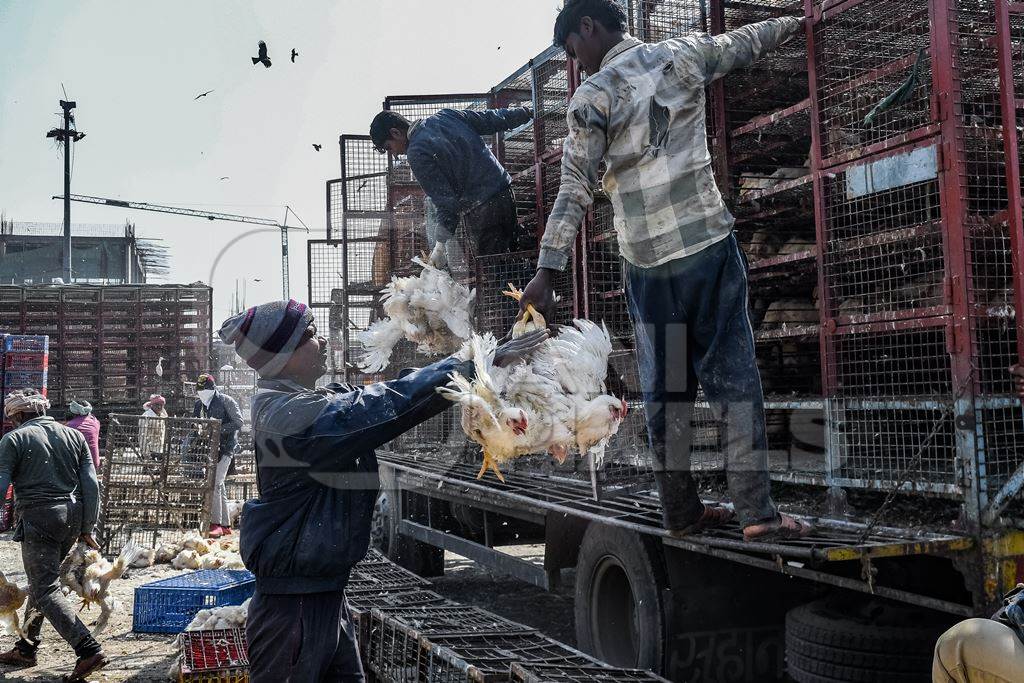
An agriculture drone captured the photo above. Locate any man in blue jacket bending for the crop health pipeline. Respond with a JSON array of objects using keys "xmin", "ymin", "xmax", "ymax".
[
  {"xmin": 369, "ymin": 104, "xmax": 533, "ymax": 263},
  {"xmin": 218, "ymin": 299, "xmax": 545, "ymax": 683}
]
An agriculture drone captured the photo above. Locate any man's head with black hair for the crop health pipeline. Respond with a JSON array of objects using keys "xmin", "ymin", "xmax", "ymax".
[
  {"xmin": 369, "ymin": 111, "xmax": 413, "ymax": 156},
  {"xmin": 553, "ymin": 0, "xmax": 628, "ymax": 75}
]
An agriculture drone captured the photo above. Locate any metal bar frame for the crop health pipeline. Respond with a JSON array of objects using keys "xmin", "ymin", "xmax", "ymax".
[
  {"xmin": 383, "ymin": 457, "xmax": 974, "ymax": 616},
  {"xmin": 930, "ymin": 0, "xmax": 983, "ymax": 531},
  {"xmin": 980, "ymin": 0, "xmax": 1024, "ymax": 522},
  {"xmin": 400, "ymin": 519, "xmax": 551, "ymax": 589}
]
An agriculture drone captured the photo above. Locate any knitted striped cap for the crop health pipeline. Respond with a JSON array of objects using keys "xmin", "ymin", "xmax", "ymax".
[{"xmin": 218, "ymin": 299, "xmax": 314, "ymax": 377}]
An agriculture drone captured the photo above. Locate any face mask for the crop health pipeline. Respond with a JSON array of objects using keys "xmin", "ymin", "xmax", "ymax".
[{"xmin": 198, "ymin": 389, "xmax": 216, "ymax": 407}]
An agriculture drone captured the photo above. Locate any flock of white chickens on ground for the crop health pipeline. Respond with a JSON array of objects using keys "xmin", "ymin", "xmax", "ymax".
[{"xmin": 356, "ymin": 258, "xmax": 629, "ymax": 481}]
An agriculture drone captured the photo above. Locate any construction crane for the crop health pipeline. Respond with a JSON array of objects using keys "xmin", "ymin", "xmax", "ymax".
[{"xmin": 53, "ymin": 193, "xmax": 308, "ymax": 298}]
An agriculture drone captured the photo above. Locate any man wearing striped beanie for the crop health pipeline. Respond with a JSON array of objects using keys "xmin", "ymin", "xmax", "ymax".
[{"xmin": 219, "ymin": 299, "xmax": 545, "ymax": 682}]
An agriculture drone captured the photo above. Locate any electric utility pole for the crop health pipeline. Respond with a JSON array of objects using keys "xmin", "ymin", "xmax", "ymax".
[{"xmin": 46, "ymin": 99, "xmax": 85, "ymax": 282}]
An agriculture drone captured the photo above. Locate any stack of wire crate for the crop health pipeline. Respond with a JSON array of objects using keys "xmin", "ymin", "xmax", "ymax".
[
  {"xmin": 806, "ymin": 0, "xmax": 1024, "ymax": 540},
  {"xmin": 715, "ymin": 0, "xmax": 827, "ymax": 482},
  {"xmin": 334, "ymin": 134, "xmax": 392, "ymax": 386},
  {"xmin": 510, "ymin": 662, "xmax": 669, "ymax": 682},
  {"xmin": 365, "ymin": 603, "xmax": 600, "ymax": 683},
  {"xmin": 0, "ymin": 284, "xmax": 212, "ymax": 419},
  {"xmin": 99, "ymin": 414, "xmax": 221, "ymax": 554}
]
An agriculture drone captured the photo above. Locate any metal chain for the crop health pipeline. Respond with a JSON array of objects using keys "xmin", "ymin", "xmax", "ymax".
[{"xmin": 857, "ymin": 405, "xmax": 953, "ymax": 543}]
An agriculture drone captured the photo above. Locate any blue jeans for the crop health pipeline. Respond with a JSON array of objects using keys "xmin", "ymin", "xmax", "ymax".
[{"xmin": 625, "ymin": 233, "xmax": 777, "ymax": 529}]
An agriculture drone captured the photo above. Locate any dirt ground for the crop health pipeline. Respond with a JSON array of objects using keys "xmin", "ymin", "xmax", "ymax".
[{"xmin": 0, "ymin": 534, "xmax": 576, "ymax": 682}]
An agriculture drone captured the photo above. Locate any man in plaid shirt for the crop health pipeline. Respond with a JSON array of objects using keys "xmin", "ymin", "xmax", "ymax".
[{"xmin": 520, "ymin": 0, "xmax": 812, "ymax": 541}]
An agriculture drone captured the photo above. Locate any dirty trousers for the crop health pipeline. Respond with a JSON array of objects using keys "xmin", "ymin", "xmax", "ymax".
[
  {"xmin": 625, "ymin": 232, "xmax": 777, "ymax": 529},
  {"xmin": 17, "ymin": 502, "xmax": 101, "ymax": 657},
  {"xmin": 463, "ymin": 185, "xmax": 518, "ymax": 256},
  {"xmin": 932, "ymin": 618, "xmax": 1024, "ymax": 682},
  {"xmin": 246, "ymin": 589, "xmax": 364, "ymax": 683}
]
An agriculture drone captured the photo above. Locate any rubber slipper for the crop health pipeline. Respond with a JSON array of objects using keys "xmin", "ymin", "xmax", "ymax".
[
  {"xmin": 743, "ymin": 513, "xmax": 814, "ymax": 542},
  {"xmin": 667, "ymin": 505, "xmax": 736, "ymax": 538}
]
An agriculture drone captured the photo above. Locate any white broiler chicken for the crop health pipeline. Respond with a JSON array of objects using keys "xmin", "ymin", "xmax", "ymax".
[
  {"xmin": 155, "ymin": 541, "xmax": 183, "ymax": 565},
  {"xmin": 356, "ymin": 256, "xmax": 476, "ymax": 372},
  {"xmin": 181, "ymin": 533, "xmax": 212, "ymax": 556},
  {"xmin": 185, "ymin": 597, "xmax": 251, "ymax": 631},
  {"xmin": 67, "ymin": 541, "xmax": 143, "ymax": 635},
  {"xmin": 172, "ymin": 549, "xmax": 202, "ymax": 570},
  {"xmin": 439, "ymin": 287, "xmax": 627, "ymax": 481},
  {"xmin": 131, "ymin": 547, "xmax": 157, "ymax": 568},
  {"xmin": 0, "ymin": 570, "xmax": 28, "ymax": 640}
]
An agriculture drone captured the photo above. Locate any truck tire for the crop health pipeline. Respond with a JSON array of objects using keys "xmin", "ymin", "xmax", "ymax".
[
  {"xmin": 574, "ymin": 524, "xmax": 665, "ymax": 671},
  {"xmin": 374, "ymin": 468, "xmax": 444, "ymax": 577},
  {"xmin": 786, "ymin": 599, "xmax": 947, "ymax": 683}
]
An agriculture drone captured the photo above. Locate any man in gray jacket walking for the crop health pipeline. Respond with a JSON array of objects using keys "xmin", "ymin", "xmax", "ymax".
[{"xmin": 0, "ymin": 388, "xmax": 108, "ymax": 681}]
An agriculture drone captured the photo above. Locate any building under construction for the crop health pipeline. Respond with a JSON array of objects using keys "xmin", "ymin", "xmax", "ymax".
[{"xmin": 0, "ymin": 219, "xmax": 169, "ymax": 285}]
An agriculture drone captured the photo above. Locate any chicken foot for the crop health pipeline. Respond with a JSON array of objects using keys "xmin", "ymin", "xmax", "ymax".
[{"xmin": 476, "ymin": 449, "xmax": 506, "ymax": 483}]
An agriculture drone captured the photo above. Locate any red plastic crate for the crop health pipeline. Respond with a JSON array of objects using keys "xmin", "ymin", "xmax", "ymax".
[
  {"xmin": 4, "ymin": 352, "xmax": 48, "ymax": 371},
  {"xmin": 178, "ymin": 628, "xmax": 249, "ymax": 682}
]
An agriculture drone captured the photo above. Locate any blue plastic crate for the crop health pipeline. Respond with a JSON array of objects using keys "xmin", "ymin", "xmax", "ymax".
[
  {"xmin": 3, "ymin": 336, "xmax": 49, "ymax": 353},
  {"xmin": 133, "ymin": 569, "xmax": 255, "ymax": 634},
  {"xmin": 3, "ymin": 370, "xmax": 48, "ymax": 393}
]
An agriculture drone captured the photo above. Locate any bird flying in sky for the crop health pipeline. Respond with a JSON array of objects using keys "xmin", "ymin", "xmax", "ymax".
[
  {"xmin": 252, "ymin": 41, "xmax": 271, "ymax": 68},
  {"xmin": 291, "ymin": 49, "xmax": 298, "ymax": 63},
  {"xmin": 219, "ymin": 176, "xmax": 230, "ymax": 181},
  {"xmin": 312, "ymin": 144, "xmax": 322, "ymax": 152},
  {"xmin": 194, "ymin": 90, "xmax": 214, "ymax": 100}
]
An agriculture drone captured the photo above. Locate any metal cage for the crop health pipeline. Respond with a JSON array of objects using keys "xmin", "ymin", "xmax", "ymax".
[{"xmin": 99, "ymin": 414, "xmax": 221, "ymax": 555}]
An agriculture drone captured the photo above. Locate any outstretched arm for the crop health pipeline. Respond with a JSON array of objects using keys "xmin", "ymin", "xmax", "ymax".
[
  {"xmin": 296, "ymin": 331, "xmax": 549, "ymax": 469},
  {"xmin": 451, "ymin": 106, "xmax": 533, "ymax": 135},
  {"xmin": 674, "ymin": 16, "xmax": 803, "ymax": 85}
]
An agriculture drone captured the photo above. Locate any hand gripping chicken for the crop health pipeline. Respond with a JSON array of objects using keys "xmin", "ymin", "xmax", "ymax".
[
  {"xmin": 439, "ymin": 286, "xmax": 627, "ymax": 481},
  {"xmin": 0, "ymin": 570, "xmax": 28, "ymax": 640}
]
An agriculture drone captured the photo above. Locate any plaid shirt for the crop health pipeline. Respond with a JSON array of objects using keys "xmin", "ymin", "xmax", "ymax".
[{"xmin": 538, "ymin": 17, "xmax": 802, "ymax": 271}]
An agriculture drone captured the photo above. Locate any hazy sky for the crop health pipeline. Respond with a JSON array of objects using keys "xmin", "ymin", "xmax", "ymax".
[{"xmin": 0, "ymin": 0, "xmax": 559, "ymax": 323}]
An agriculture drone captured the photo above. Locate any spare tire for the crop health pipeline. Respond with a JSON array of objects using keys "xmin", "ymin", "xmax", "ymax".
[{"xmin": 786, "ymin": 599, "xmax": 952, "ymax": 683}]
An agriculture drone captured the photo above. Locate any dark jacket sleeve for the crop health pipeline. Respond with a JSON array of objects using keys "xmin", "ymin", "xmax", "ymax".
[
  {"xmin": 220, "ymin": 394, "xmax": 243, "ymax": 435},
  {"xmin": 0, "ymin": 435, "xmax": 16, "ymax": 511},
  {"xmin": 300, "ymin": 356, "xmax": 473, "ymax": 470},
  {"xmin": 193, "ymin": 400, "xmax": 202, "ymax": 418},
  {"xmin": 407, "ymin": 144, "xmax": 461, "ymax": 242},
  {"xmin": 449, "ymin": 107, "xmax": 533, "ymax": 135},
  {"xmin": 75, "ymin": 432, "xmax": 100, "ymax": 534}
]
